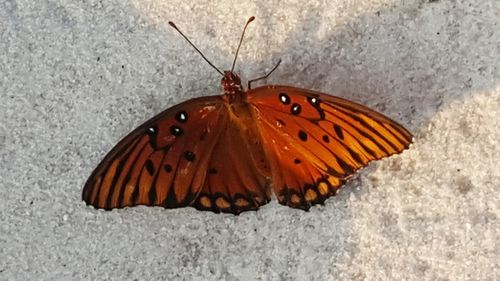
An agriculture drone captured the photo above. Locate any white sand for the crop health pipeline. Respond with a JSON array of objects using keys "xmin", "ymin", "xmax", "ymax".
[{"xmin": 1, "ymin": 0, "xmax": 499, "ymax": 280}]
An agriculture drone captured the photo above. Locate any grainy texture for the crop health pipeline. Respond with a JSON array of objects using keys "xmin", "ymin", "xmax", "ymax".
[{"xmin": 0, "ymin": 0, "xmax": 499, "ymax": 280}]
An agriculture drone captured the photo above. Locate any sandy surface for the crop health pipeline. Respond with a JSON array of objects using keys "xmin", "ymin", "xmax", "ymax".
[{"xmin": 1, "ymin": 0, "xmax": 499, "ymax": 280}]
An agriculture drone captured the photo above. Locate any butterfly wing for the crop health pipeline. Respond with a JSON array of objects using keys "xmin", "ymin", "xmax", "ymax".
[
  {"xmin": 83, "ymin": 95, "xmax": 271, "ymax": 214},
  {"xmin": 247, "ymin": 85, "xmax": 412, "ymax": 210},
  {"xmin": 82, "ymin": 96, "xmax": 228, "ymax": 210},
  {"xmin": 190, "ymin": 117, "xmax": 271, "ymax": 214}
]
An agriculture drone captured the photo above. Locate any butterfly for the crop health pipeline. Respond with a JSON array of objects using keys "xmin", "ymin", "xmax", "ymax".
[{"xmin": 82, "ymin": 17, "xmax": 412, "ymax": 214}]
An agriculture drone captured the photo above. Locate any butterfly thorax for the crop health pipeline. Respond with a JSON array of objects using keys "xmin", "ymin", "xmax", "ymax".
[
  {"xmin": 219, "ymin": 72, "xmax": 269, "ymax": 175},
  {"xmin": 221, "ymin": 71, "xmax": 253, "ymax": 126},
  {"xmin": 221, "ymin": 71, "xmax": 244, "ymax": 103}
]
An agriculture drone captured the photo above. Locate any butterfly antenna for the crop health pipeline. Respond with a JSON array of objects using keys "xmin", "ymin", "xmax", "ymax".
[
  {"xmin": 168, "ymin": 21, "xmax": 224, "ymax": 76},
  {"xmin": 231, "ymin": 16, "xmax": 255, "ymax": 72}
]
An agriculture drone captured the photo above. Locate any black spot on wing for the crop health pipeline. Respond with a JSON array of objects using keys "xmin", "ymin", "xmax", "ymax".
[
  {"xmin": 175, "ymin": 111, "xmax": 188, "ymax": 123},
  {"xmin": 148, "ymin": 186, "xmax": 157, "ymax": 204},
  {"xmin": 291, "ymin": 103, "xmax": 302, "ymax": 115},
  {"xmin": 307, "ymin": 96, "xmax": 325, "ymax": 119},
  {"xmin": 334, "ymin": 124, "xmax": 344, "ymax": 140},
  {"xmin": 184, "ymin": 151, "xmax": 196, "ymax": 162},
  {"xmin": 145, "ymin": 159, "xmax": 155, "ymax": 175},
  {"xmin": 279, "ymin": 93, "xmax": 290, "ymax": 105},
  {"xmin": 146, "ymin": 125, "xmax": 158, "ymax": 149},
  {"xmin": 307, "ymin": 96, "xmax": 320, "ymax": 106},
  {"xmin": 164, "ymin": 164, "xmax": 172, "ymax": 173},
  {"xmin": 170, "ymin": 125, "xmax": 183, "ymax": 136},
  {"xmin": 298, "ymin": 130, "xmax": 308, "ymax": 141}
]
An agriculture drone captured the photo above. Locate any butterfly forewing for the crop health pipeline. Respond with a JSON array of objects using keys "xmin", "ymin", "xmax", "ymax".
[
  {"xmin": 82, "ymin": 96, "xmax": 227, "ymax": 209},
  {"xmin": 247, "ymin": 85, "xmax": 412, "ymax": 210}
]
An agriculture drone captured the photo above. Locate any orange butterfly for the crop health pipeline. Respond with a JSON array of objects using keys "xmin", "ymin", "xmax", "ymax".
[{"xmin": 82, "ymin": 17, "xmax": 412, "ymax": 214}]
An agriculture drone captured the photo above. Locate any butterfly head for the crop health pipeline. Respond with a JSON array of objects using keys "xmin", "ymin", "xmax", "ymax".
[{"xmin": 221, "ymin": 71, "xmax": 244, "ymax": 96}]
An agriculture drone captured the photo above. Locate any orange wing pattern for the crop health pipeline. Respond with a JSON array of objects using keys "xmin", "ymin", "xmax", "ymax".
[
  {"xmin": 82, "ymin": 96, "xmax": 227, "ymax": 209},
  {"xmin": 190, "ymin": 119, "xmax": 271, "ymax": 214},
  {"xmin": 84, "ymin": 86, "xmax": 412, "ymax": 213},
  {"xmin": 83, "ymin": 96, "xmax": 271, "ymax": 213},
  {"xmin": 247, "ymin": 85, "xmax": 412, "ymax": 210}
]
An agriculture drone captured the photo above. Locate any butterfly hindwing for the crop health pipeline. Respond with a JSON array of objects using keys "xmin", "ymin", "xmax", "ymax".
[
  {"xmin": 82, "ymin": 96, "xmax": 227, "ymax": 210},
  {"xmin": 190, "ymin": 119, "xmax": 271, "ymax": 214},
  {"xmin": 247, "ymin": 85, "xmax": 413, "ymax": 210}
]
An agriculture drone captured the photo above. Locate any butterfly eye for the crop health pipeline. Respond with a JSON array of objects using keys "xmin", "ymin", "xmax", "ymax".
[
  {"xmin": 279, "ymin": 93, "xmax": 291, "ymax": 105},
  {"xmin": 291, "ymin": 103, "xmax": 302, "ymax": 115}
]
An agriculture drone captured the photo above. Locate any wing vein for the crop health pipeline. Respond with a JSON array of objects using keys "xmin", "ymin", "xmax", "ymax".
[{"xmin": 326, "ymin": 103, "xmax": 401, "ymax": 151}]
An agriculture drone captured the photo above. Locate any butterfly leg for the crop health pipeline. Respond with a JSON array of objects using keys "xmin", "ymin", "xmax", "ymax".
[{"xmin": 247, "ymin": 59, "xmax": 281, "ymax": 89}]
